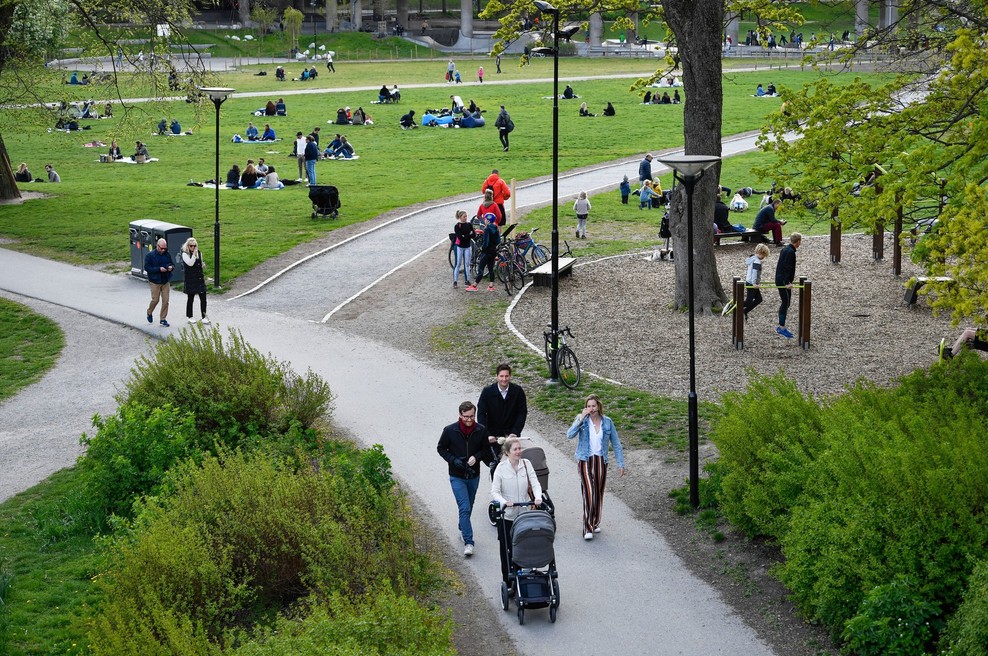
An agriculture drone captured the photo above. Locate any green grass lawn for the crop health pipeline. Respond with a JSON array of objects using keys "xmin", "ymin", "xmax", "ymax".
[
  {"xmin": 0, "ymin": 298, "xmax": 64, "ymax": 403},
  {"xmin": 2, "ymin": 61, "xmax": 888, "ymax": 287}
]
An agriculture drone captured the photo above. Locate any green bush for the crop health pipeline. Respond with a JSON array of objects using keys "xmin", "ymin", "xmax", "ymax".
[
  {"xmin": 941, "ymin": 559, "xmax": 988, "ymax": 655},
  {"xmin": 841, "ymin": 577, "xmax": 941, "ymax": 656},
  {"xmin": 118, "ymin": 326, "xmax": 333, "ymax": 443},
  {"xmin": 232, "ymin": 587, "xmax": 454, "ymax": 656},
  {"xmin": 78, "ymin": 403, "xmax": 201, "ymax": 518},
  {"xmin": 87, "ymin": 449, "xmax": 444, "ymax": 653},
  {"xmin": 710, "ymin": 373, "xmax": 827, "ymax": 540}
]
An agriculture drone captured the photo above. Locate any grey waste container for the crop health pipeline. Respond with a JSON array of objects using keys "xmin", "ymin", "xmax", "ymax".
[{"xmin": 129, "ymin": 219, "xmax": 193, "ymax": 284}]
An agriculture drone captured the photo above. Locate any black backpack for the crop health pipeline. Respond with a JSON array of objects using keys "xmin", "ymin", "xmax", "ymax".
[{"xmin": 659, "ymin": 212, "xmax": 672, "ymax": 239}]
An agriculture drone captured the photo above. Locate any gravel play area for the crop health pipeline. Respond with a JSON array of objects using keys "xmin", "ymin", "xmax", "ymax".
[{"xmin": 510, "ymin": 232, "xmax": 953, "ymax": 401}]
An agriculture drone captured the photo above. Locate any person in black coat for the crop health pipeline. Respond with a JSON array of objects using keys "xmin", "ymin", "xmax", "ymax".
[
  {"xmin": 774, "ymin": 232, "xmax": 802, "ymax": 339},
  {"xmin": 477, "ymin": 363, "xmax": 528, "ymax": 464},
  {"xmin": 180, "ymin": 237, "xmax": 209, "ymax": 324},
  {"xmin": 437, "ymin": 401, "xmax": 494, "ymax": 556}
]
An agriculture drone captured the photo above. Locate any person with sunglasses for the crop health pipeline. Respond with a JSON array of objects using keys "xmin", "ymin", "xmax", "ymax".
[{"xmin": 180, "ymin": 238, "xmax": 209, "ymax": 324}]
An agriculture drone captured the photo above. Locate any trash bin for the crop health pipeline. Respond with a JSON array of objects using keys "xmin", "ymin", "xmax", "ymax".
[{"xmin": 129, "ymin": 219, "xmax": 192, "ymax": 284}]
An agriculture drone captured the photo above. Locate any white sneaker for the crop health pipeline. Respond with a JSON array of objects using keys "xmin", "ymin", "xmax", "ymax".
[
  {"xmin": 593, "ymin": 526, "xmax": 602, "ymax": 533},
  {"xmin": 464, "ymin": 543, "xmax": 474, "ymax": 557},
  {"xmin": 200, "ymin": 317, "xmax": 211, "ymax": 325},
  {"xmin": 187, "ymin": 317, "xmax": 198, "ymax": 324},
  {"xmin": 584, "ymin": 532, "xmax": 594, "ymax": 541},
  {"xmin": 296, "ymin": 177, "xmax": 303, "ymax": 183}
]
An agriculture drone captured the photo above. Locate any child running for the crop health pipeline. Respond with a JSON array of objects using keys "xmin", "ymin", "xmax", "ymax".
[{"xmin": 722, "ymin": 243, "xmax": 769, "ymax": 319}]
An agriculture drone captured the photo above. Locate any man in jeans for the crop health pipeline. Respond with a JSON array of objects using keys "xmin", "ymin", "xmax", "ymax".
[
  {"xmin": 437, "ymin": 401, "xmax": 493, "ymax": 557},
  {"xmin": 303, "ymin": 135, "xmax": 319, "ymax": 186},
  {"xmin": 774, "ymin": 232, "xmax": 802, "ymax": 339},
  {"xmin": 143, "ymin": 238, "xmax": 174, "ymax": 327}
]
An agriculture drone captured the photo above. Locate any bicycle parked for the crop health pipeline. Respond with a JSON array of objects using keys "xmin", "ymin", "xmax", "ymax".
[
  {"xmin": 495, "ymin": 225, "xmax": 527, "ymax": 291},
  {"xmin": 543, "ymin": 325, "xmax": 580, "ymax": 389},
  {"xmin": 512, "ymin": 228, "xmax": 551, "ymax": 272}
]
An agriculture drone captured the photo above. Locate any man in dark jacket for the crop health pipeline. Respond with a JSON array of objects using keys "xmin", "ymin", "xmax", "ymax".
[
  {"xmin": 774, "ymin": 232, "xmax": 802, "ymax": 339},
  {"xmin": 477, "ymin": 364, "xmax": 528, "ymax": 467},
  {"xmin": 437, "ymin": 401, "xmax": 493, "ymax": 556},
  {"xmin": 144, "ymin": 238, "xmax": 174, "ymax": 327},
  {"xmin": 639, "ymin": 153, "xmax": 653, "ymax": 183},
  {"xmin": 303, "ymin": 135, "xmax": 320, "ymax": 186},
  {"xmin": 754, "ymin": 199, "xmax": 785, "ymax": 245}
]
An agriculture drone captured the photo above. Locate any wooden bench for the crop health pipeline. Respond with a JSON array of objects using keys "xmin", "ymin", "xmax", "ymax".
[
  {"xmin": 904, "ymin": 276, "xmax": 953, "ymax": 306},
  {"xmin": 714, "ymin": 229, "xmax": 768, "ymax": 246},
  {"xmin": 530, "ymin": 257, "xmax": 575, "ymax": 287}
]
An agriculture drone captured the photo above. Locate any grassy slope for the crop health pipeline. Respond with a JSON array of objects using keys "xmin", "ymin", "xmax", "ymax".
[{"xmin": 0, "ymin": 298, "xmax": 65, "ymax": 403}]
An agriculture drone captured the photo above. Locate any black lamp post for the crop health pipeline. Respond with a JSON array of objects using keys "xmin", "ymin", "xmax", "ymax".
[
  {"xmin": 200, "ymin": 87, "xmax": 235, "ymax": 288},
  {"xmin": 533, "ymin": 0, "xmax": 561, "ymax": 382},
  {"xmin": 656, "ymin": 154, "xmax": 721, "ymax": 508}
]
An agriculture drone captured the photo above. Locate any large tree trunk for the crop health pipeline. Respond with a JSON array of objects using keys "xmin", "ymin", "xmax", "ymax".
[
  {"xmin": 662, "ymin": 0, "xmax": 726, "ymax": 312},
  {"xmin": 238, "ymin": 0, "xmax": 250, "ymax": 27},
  {"xmin": 0, "ymin": 134, "xmax": 21, "ymax": 201}
]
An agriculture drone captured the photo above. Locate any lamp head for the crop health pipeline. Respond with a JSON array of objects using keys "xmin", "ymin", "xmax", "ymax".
[
  {"xmin": 530, "ymin": 46, "xmax": 553, "ymax": 56},
  {"xmin": 199, "ymin": 87, "xmax": 235, "ymax": 104},
  {"xmin": 558, "ymin": 24, "xmax": 580, "ymax": 41},
  {"xmin": 533, "ymin": 0, "xmax": 556, "ymax": 13},
  {"xmin": 656, "ymin": 154, "xmax": 721, "ymax": 180}
]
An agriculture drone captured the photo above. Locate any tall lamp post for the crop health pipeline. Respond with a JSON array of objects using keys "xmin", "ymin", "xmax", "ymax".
[
  {"xmin": 311, "ymin": 1, "xmax": 318, "ymax": 57},
  {"xmin": 533, "ymin": 1, "xmax": 561, "ymax": 382},
  {"xmin": 656, "ymin": 154, "xmax": 721, "ymax": 508},
  {"xmin": 200, "ymin": 87, "xmax": 235, "ymax": 288}
]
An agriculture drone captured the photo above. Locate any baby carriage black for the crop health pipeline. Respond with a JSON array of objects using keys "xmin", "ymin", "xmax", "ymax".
[
  {"xmin": 492, "ymin": 502, "xmax": 560, "ymax": 624},
  {"xmin": 488, "ymin": 441, "xmax": 553, "ymax": 525},
  {"xmin": 309, "ymin": 185, "xmax": 341, "ymax": 218}
]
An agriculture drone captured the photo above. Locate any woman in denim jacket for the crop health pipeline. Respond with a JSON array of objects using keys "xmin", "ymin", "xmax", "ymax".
[{"xmin": 566, "ymin": 394, "xmax": 625, "ymax": 541}]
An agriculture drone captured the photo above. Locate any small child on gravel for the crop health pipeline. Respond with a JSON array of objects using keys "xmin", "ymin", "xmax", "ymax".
[
  {"xmin": 722, "ymin": 243, "xmax": 769, "ymax": 319},
  {"xmin": 574, "ymin": 191, "xmax": 591, "ymax": 239}
]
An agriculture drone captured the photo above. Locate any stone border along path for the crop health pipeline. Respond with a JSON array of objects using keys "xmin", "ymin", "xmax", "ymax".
[{"xmin": 0, "ymin": 69, "xmax": 797, "ymax": 654}]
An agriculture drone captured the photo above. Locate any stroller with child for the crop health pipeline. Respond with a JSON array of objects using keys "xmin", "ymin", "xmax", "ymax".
[{"xmin": 491, "ymin": 500, "xmax": 559, "ymax": 624}]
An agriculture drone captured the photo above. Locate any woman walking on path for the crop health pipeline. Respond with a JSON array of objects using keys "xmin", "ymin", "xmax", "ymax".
[
  {"xmin": 566, "ymin": 394, "xmax": 624, "ymax": 540},
  {"xmin": 180, "ymin": 237, "xmax": 210, "ymax": 324},
  {"xmin": 452, "ymin": 210, "xmax": 473, "ymax": 289},
  {"xmin": 573, "ymin": 191, "xmax": 591, "ymax": 239},
  {"xmin": 491, "ymin": 437, "xmax": 543, "ymax": 585}
]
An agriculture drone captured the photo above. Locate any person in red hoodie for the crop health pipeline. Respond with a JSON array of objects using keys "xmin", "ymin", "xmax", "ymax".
[{"xmin": 482, "ymin": 169, "xmax": 511, "ymax": 223}]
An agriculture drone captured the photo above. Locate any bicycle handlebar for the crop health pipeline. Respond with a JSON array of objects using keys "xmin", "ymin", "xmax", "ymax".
[{"xmin": 544, "ymin": 324, "xmax": 575, "ymax": 338}]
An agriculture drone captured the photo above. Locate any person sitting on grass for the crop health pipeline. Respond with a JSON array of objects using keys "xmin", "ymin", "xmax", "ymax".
[
  {"xmin": 45, "ymin": 163, "xmax": 60, "ymax": 182},
  {"xmin": 261, "ymin": 124, "xmax": 276, "ymax": 141},
  {"xmin": 562, "ymin": 84, "xmax": 576, "ymax": 99},
  {"xmin": 331, "ymin": 135, "xmax": 355, "ymax": 159},
  {"xmin": 260, "ymin": 164, "xmax": 284, "ymax": 189},
  {"xmin": 265, "ymin": 100, "xmax": 277, "ymax": 116},
  {"xmin": 939, "ymin": 328, "xmax": 988, "ymax": 361},
  {"xmin": 275, "ymin": 66, "xmax": 286, "ymax": 81},
  {"xmin": 275, "ymin": 98, "xmax": 287, "ymax": 115},
  {"xmin": 379, "ymin": 84, "xmax": 391, "ymax": 103},
  {"xmin": 132, "ymin": 141, "xmax": 149, "ymax": 161},
  {"xmin": 170, "ymin": 118, "xmax": 182, "ymax": 134},
  {"xmin": 399, "ymin": 110, "xmax": 417, "ymax": 129},
  {"xmin": 157, "ymin": 117, "xmax": 168, "ymax": 134},
  {"xmin": 14, "ymin": 162, "xmax": 32, "ymax": 182},
  {"xmin": 637, "ymin": 180, "xmax": 660, "ymax": 209},
  {"xmin": 225, "ymin": 164, "xmax": 241, "ymax": 189},
  {"xmin": 351, "ymin": 107, "xmax": 366, "ymax": 125},
  {"xmin": 245, "ymin": 122, "xmax": 259, "ymax": 140},
  {"xmin": 391, "ymin": 85, "xmax": 401, "ymax": 102},
  {"xmin": 324, "ymin": 133, "xmax": 343, "ymax": 157},
  {"xmin": 336, "ymin": 107, "xmax": 349, "ymax": 125},
  {"xmin": 602, "ymin": 102, "xmax": 616, "ymax": 116},
  {"xmin": 579, "ymin": 102, "xmax": 595, "ymax": 117},
  {"xmin": 240, "ymin": 161, "xmax": 263, "ymax": 188}
]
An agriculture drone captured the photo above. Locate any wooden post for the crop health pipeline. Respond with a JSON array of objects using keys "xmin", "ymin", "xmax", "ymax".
[
  {"xmin": 873, "ymin": 221, "xmax": 885, "ymax": 261},
  {"xmin": 798, "ymin": 276, "xmax": 811, "ymax": 350},
  {"xmin": 830, "ymin": 207, "xmax": 842, "ymax": 264},
  {"xmin": 732, "ymin": 277, "xmax": 745, "ymax": 350}
]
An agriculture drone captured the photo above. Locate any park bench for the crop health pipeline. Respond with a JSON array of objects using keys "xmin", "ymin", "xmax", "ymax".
[
  {"xmin": 530, "ymin": 257, "xmax": 575, "ymax": 287},
  {"xmin": 714, "ymin": 229, "xmax": 768, "ymax": 246},
  {"xmin": 904, "ymin": 276, "xmax": 953, "ymax": 307}
]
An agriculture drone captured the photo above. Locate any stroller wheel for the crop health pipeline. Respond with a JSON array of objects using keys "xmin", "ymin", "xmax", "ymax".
[
  {"xmin": 517, "ymin": 606, "xmax": 525, "ymax": 625},
  {"xmin": 311, "ymin": 212, "xmax": 317, "ymax": 219},
  {"xmin": 488, "ymin": 502, "xmax": 498, "ymax": 526},
  {"xmin": 552, "ymin": 577, "xmax": 560, "ymax": 607},
  {"xmin": 500, "ymin": 582, "xmax": 509, "ymax": 611},
  {"xmin": 550, "ymin": 605, "xmax": 557, "ymax": 623}
]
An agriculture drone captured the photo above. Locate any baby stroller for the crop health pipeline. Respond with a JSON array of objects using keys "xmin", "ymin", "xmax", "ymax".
[
  {"xmin": 309, "ymin": 185, "xmax": 341, "ymax": 218},
  {"xmin": 488, "ymin": 440, "xmax": 553, "ymax": 525},
  {"xmin": 492, "ymin": 501, "xmax": 560, "ymax": 624}
]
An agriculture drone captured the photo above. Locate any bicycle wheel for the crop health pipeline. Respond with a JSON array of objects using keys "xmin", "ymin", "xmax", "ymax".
[
  {"xmin": 530, "ymin": 245, "xmax": 551, "ymax": 268},
  {"xmin": 510, "ymin": 255, "xmax": 527, "ymax": 290},
  {"xmin": 555, "ymin": 345, "xmax": 581, "ymax": 389},
  {"xmin": 496, "ymin": 252, "xmax": 511, "ymax": 284},
  {"xmin": 448, "ymin": 242, "xmax": 455, "ymax": 268}
]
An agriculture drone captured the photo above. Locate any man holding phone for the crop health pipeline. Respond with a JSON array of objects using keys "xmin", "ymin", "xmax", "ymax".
[{"xmin": 144, "ymin": 238, "xmax": 174, "ymax": 327}]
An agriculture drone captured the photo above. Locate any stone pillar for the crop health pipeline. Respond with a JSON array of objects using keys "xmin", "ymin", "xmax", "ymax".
[
  {"xmin": 327, "ymin": 0, "xmax": 338, "ymax": 32},
  {"xmin": 589, "ymin": 12, "xmax": 603, "ymax": 47},
  {"xmin": 397, "ymin": 0, "xmax": 409, "ymax": 32},
  {"xmin": 855, "ymin": 0, "xmax": 869, "ymax": 36},
  {"xmin": 350, "ymin": 0, "xmax": 362, "ymax": 30},
  {"xmin": 461, "ymin": 0, "xmax": 473, "ymax": 38}
]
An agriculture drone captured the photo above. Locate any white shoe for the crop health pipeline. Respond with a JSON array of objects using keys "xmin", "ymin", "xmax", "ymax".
[
  {"xmin": 584, "ymin": 532, "xmax": 594, "ymax": 541},
  {"xmin": 464, "ymin": 543, "xmax": 474, "ymax": 557},
  {"xmin": 187, "ymin": 317, "xmax": 198, "ymax": 324},
  {"xmin": 200, "ymin": 317, "xmax": 211, "ymax": 325},
  {"xmin": 593, "ymin": 526, "xmax": 602, "ymax": 533},
  {"xmin": 296, "ymin": 177, "xmax": 303, "ymax": 183}
]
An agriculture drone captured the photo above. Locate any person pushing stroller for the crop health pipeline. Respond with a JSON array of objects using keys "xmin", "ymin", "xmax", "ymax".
[{"xmin": 491, "ymin": 437, "xmax": 543, "ymax": 588}]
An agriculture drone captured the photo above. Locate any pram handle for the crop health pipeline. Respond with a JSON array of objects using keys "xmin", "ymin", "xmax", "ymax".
[{"xmin": 492, "ymin": 500, "xmax": 546, "ymax": 510}]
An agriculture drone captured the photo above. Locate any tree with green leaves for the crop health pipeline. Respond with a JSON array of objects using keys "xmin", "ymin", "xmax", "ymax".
[
  {"xmin": 284, "ymin": 7, "xmax": 304, "ymax": 51},
  {"xmin": 757, "ymin": 0, "xmax": 988, "ymax": 326},
  {"xmin": 481, "ymin": 0, "xmax": 802, "ymax": 312},
  {"xmin": 0, "ymin": 0, "xmax": 213, "ymax": 201}
]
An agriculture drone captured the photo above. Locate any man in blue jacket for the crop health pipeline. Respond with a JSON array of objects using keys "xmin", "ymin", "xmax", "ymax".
[
  {"xmin": 144, "ymin": 238, "xmax": 174, "ymax": 327},
  {"xmin": 303, "ymin": 135, "xmax": 320, "ymax": 186},
  {"xmin": 639, "ymin": 153, "xmax": 653, "ymax": 183}
]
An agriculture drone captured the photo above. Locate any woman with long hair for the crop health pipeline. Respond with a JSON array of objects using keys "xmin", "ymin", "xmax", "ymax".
[
  {"xmin": 180, "ymin": 237, "xmax": 209, "ymax": 324},
  {"xmin": 566, "ymin": 395, "xmax": 625, "ymax": 540},
  {"xmin": 491, "ymin": 437, "xmax": 543, "ymax": 585}
]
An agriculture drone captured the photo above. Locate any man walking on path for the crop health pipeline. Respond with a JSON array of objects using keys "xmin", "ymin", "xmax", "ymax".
[
  {"xmin": 482, "ymin": 169, "xmax": 512, "ymax": 222},
  {"xmin": 144, "ymin": 238, "xmax": 173, "ymax": 327},
  {"xmin": 477, "ymin": 364, "xmax": 528, "ymax": 466},
  {"xmin": 774, "ymin": 232, "xmax": 801, "ymax": 339},
  {"xmin": 639, "ymin": 153, "xmax": 653, "ymax": 183},
  {"xmin": 437, "ymin": 401, "xmax": 493, "ymax": 557}
]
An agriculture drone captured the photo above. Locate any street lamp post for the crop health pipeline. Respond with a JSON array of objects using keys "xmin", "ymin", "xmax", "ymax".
[
  {"xmin": 311, "ymin": 1, "xmax": 317, "ymax": 58},
  {"xmin": 200, "ymin": 87, "xmax": 235, "ymax": 288},
  {"xmin": 533, "ymin": 0, "xmax": 561, "ymax": 382},
  {"xmin": 656, "ymin": 154, "xmax": 721, "ymax": 508}
]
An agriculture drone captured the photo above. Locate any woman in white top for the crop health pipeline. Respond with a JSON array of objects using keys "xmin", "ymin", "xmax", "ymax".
[
  {"xmin": 566, "ymin": 394, "xmax": 625, "ymax": 540},
  {"xmin": 491, "ymin": 437, "xmax": 543, "ymax": 585},
  {"xmin": 261, "ymin": 165, "xmax": 284, "ymax": 189},
  {"xmin": 573, "ymin": 191, "xmax": 591, "ymax": 239}
]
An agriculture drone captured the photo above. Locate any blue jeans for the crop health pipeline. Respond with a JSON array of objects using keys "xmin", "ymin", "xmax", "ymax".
[
  {"xmin": 453, "ymin": 246, "xmax": 471, "ymax": 284},
  {"xmin": 305, "ymin": 159, "xmax": 316, "ymax": 185},
  {"xmin": 449, "ymin": 475, "xmax": 479, "ymax": 545}
]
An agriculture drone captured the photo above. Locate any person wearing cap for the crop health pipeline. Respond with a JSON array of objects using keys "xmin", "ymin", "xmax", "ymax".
[
  {"xmin": 470, "ymin": 212, "xmax": 501, "ymax": 292},
  {"xmin": 639, "ymin": 153, "xmax": 653, "ymax": 183},
  {"xmin": 481, "ymin": 169, "xmax": 511, "ymax": 223}
]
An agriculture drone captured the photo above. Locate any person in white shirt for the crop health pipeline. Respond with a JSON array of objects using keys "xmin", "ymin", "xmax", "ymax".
[
  {"xmin": 566, "ymin": 394, "xmax": 625, "ymax": 540},
  {"xmin": 260, "ymin": 165, "xmax": 284, "ymax": 189},
  {"xmin": 294, "ymin": 132, "xmax": 307, "ymax": 182}
]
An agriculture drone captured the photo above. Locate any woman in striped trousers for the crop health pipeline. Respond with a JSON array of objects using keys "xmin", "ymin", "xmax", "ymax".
[{"xmin": 566, "ymin": 394, "xmax": 625, "ymax": 540}]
